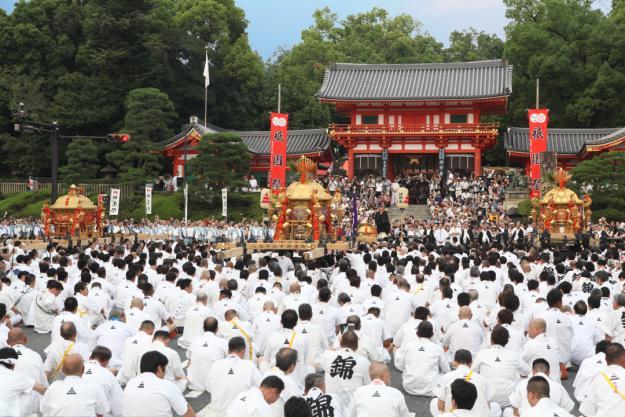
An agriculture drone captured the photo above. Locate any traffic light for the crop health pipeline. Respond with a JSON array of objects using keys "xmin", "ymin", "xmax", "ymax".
[{"xmin": 107, "ymin": 133, "xmax": 130, "ymax": 143}]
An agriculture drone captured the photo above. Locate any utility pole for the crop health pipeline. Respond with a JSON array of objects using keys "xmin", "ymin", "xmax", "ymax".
[{"xmin": 12, "ymin": 102, "xmax": 129, "ymax": 203}]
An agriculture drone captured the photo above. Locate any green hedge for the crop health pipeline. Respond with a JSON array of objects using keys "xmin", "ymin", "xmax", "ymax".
[
  {"xmin": 0, "ymin": 191, "xmax": 264, "ymax": 221},
  {"xmin": 130, "ymin": 193, "xmax": 184, "ymax": 220},
  {"xmin": 0, "ymin": 191, "xmax": 51, "ymax": 217}
]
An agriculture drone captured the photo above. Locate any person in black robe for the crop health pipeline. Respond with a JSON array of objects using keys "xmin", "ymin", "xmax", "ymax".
[{"xmin": 374, "ymin": 208, "xmax": 391, "ymax": 235}]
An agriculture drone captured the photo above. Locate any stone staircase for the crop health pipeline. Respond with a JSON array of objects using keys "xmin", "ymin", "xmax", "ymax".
[
  {"xmin": 503, "ymin": 189, "xmax": 530, "ymax": 211},
  {"xmin": 387, "ymin": 204, "xmax": 432, "ymax": 222}
]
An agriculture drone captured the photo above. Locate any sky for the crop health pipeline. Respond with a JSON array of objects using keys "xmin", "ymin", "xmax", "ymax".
[
  {"xmin": 0, "ymin": 0, "xmax": 612, "ymax": 59},
  {"xmin": 237, "ymin": 0, "xmax": 509, "ymax": 59}
]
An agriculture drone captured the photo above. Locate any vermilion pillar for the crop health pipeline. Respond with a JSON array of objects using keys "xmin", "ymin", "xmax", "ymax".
[
  {"xmin": 347, "ymin": 147, "xmax": 355, "ymax": 179},
  {"xmin": 474, "ymin": 147, "xmax": 482, "ymax": 176}
]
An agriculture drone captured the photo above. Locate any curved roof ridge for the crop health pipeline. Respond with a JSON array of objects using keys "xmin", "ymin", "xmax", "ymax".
[
  {"xmin": 317, "ymin": 59, "xmax": 512, "ymax": 101},
  {"xmin": 331, "ymin": 59, "xmax": 507, "ymax": 70}
]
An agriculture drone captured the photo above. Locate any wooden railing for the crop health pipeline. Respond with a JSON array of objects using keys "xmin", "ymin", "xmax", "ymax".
[
  {"xmin": 329, "ymin": 123, "xmax": 499, "ymax": 137},
  {"xmin": 0, "ymin": 182, "xmax": 135, "ymax": 199}
]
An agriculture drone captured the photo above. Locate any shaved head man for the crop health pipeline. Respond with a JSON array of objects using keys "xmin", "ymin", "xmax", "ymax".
[
  {"xmin": 61, "ymin": 353, "xmax": 84, "ymax": 377},
  {"xmin": 443, "ymin": 307, "xmax": 483, "ymax": 361},
  {"xmin": 349, "ymin": 362, "xmax": 410, "ymax": 417},
  {"xmin": 40, "ymin": 353, "xmax": 109, "ymax": 417},
  {"xmin": 527, "ymin": 318, "xmax": 547, "ymax": 338},
  {"xmin": 7, "ymin": 328, "xmax": 27, "ymax": 346},
  {"xmin": 458, "ymin": 306, "xmax": 473, "ymax": 320},
  {"xmin": 524, "ymin": 318, "xmax": 562, "ymax": 382}
]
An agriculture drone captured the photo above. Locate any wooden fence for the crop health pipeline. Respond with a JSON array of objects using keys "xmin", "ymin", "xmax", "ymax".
[{"xmin": 0, "ymin": 182, "xmax": 135, "ymax": 199}]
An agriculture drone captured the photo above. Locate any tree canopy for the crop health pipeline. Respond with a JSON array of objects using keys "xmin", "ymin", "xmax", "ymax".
[
  {"xmin": 571, "ymin": 151, "xmax": 625, "ymax": 221},
  {"xmin": 189, "ymin": 132, "xmax": 250, "ymax": 192},
  {"xmin": 59, "ymin": 139, "xmax": 100, "ymax": 184},
  {"xmin": 1, "ymin": 0, "xmax": 625, "ymax": 187}
]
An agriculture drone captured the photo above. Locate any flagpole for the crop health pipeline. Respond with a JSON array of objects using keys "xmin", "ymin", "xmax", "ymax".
[
  {"xmin": 183, "ymin": 135, "xmax": 188, "ymax": 224},
  {"xmin": 184, "ymin": 183, "xmax": 188, "ymax": 224},
  {"xmin": 536, "ymin": 78, "xmax": 540, "ymax": 108},
  {"xmin": 204, "ymin": 45, "xmax": 209, "ymax": 128}
]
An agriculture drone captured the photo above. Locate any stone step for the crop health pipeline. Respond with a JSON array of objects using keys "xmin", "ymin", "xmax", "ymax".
[{"xmin": 387, "ymin": 204, "xmax": 431, "ymax": 222}]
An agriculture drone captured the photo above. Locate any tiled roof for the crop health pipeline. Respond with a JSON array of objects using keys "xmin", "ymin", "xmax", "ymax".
[
  {"xmin": 237, "ymin": 129, "xmax": 330, "ymax": 155},
  {"xmin": 505, "ymin": 127, "xmax": 623, "ymax": 154},
  {"xmin": 317, "ymin": 59, "xmax": 513, "ymax": 101},
  {"xmin": 155, "ymin": 123, "xmax": 226, "ymax": 147},
  {"xmin": 587, "ymin": 126, "xmax": 625, "ymax": 146},
  {"xmin": 157, "ymin": 123, "xmax": 330, "ymax": 156}
]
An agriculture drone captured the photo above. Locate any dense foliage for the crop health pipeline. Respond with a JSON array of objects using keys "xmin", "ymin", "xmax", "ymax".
[
  {"xmin": 571, "ymin": 151, "xmax": 625, "ymax": 221},
  {"xmin": 189, "ymin": 132, "xmax": 250, "ymax": 199},
  {"xmin": 1, "ymin": 0, "xmax": 625, "ymax": 187}
]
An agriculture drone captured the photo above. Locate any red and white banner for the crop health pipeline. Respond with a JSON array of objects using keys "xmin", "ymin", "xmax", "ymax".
[
  {"xmin": 528, "ymin": 109, "xmax": 549, "ymax": 199},
  {"xmin": 268, "ymin": 112, "xmax": 288, "ymax": 192}
]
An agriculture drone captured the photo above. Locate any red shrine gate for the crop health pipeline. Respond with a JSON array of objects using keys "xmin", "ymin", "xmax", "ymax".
[{"xmin": 317, "ymin": 60, "xmax": 513, "ymax": 179}]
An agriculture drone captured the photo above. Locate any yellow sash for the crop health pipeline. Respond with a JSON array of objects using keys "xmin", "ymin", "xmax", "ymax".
[
  {"xmin": 446, "ymin": 369, "xmax": 474, "ymax": 412},
  {"xmin": 50, "ymin": 342, "xmax": 74, "ymax": 380},
  {"xmin": 232, "ymin": 319, "xmax": 253, "ymax": 360},
  {"xmin": 601, "ymin": 372, "xmax": 625, "ymax": 401},
  {"xmin": 288, "ymin": 330, "xmax": 297, "ymax": 348}
]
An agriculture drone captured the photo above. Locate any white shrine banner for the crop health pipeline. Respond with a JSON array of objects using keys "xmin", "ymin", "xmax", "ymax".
[
  {"xmin": 109, "ymin": 188, "xmax": 120, "ymax": 216},
  {"xmin": 145, "ymin": 185, "xmax": 153, "ymax": 215},
  {"xmin": 222, "ymin": 188, "xmax": 228, "ymax": 218}
]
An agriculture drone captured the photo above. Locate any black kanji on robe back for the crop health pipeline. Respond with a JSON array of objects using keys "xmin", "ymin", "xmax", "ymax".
[{"xmin": 329, "ymin": 355, "xmax": 356, "ymax": 380}]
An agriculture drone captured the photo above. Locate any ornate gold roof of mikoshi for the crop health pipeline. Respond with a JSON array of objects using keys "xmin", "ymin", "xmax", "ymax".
[
  {"xmin": 541, "ymin": 187, "xmax": 582, "ymax": 205},
  {"xmin": 285, "ymin": 155, "xmax": 332, "ymax": 201},
  {"xmin": 285, "ymin": 180, "xmax": 332, "ymax": 201},
  {"xmin": 540, "ymin": 168, "xmax": 582, "ymax": 205},
  {"xmin": 286, "ymin": 181, "xmax": 314, "ymax": 200},
  {"xmin": 50, "ymin": 185, "xmax": 97, "ymax": 210}
]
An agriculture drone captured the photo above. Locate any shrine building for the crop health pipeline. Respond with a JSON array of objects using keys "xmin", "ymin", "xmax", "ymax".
[
  {"xmin": 505, "ymin": 126, "xmax": 625, "ymax": 172},
  {"xmin": 316, "ymin": 59, "xmax": 513, "ymax": 179},
  {"xmin": 155, "ymin": 116, "xmax": 332, "ymax": 182}
]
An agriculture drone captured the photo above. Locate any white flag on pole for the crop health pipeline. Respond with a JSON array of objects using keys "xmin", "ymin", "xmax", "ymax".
[
  {"xmin": 203, "ymin": 50, "xmax": 210, "ymax": 88},
  {"xmin": 109, "ymin": 188, "xmax": 120, "ymax": 216},
  {"xmin": 184, "ymin": 183, "xmax": 189, "ymax": 223},
  {"xmin": 145, "ymin": 185, "xmax": 153, "ymax": 215},
  {"xmin": 221, "ymin": 188, "xmax": 228, "ymax": 218}
]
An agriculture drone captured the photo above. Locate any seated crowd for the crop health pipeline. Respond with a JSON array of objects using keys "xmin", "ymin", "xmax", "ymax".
[{"xmin": 0, "ymin": 232, "xmax": 624, "ymax": 417}]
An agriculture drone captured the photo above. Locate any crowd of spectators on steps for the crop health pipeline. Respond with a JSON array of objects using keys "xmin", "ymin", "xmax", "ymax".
[{"xmin": 319, "ymin": 170, "xmax": 513, "ymax": 239}]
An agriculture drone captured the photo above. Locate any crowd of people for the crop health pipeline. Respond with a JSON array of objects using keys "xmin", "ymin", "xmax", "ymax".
[
  {"xmin": 0, "ymin": 225, "xmax": 624, "ymax": 417},
  {"xmin": 3, "ymin": 170, "xmax": 625, "ymax": 246}
]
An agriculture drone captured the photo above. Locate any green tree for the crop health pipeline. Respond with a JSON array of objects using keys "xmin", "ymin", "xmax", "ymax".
[
  {"xmin": 445, "ymin": 28, "xmax": 504, "ymax": 61},
  {"xmin": 266, "ymin": 7, "xmax": 445, "ymax": 129},
  {"xmin": 59, "ymin": 139, "xmax": 100, "ymax": 184},
  {"xmin": 189, "ymin": 132, "xmax": 250, "ymax": 192},
  {"xmin": 503, "ymin": 0, "xmax": 606, "ymax": 126},
  {"xmin": 122, "ymin": 88, "xmax": 177, "ymax": 143},
  {"xmin": 106, "ymin": 88, "xmax": 176, "ymax": 184},
  {"xmin": 571, "ymin": 151, "xmax": 625, "ymax": 221},
  {"xmin": 172, "ymin": 0, "xmax": 266, "ymax": 129},
  {"xmin": 0, "ymin": 67, "xmax": 53, "ymax": 178}
]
